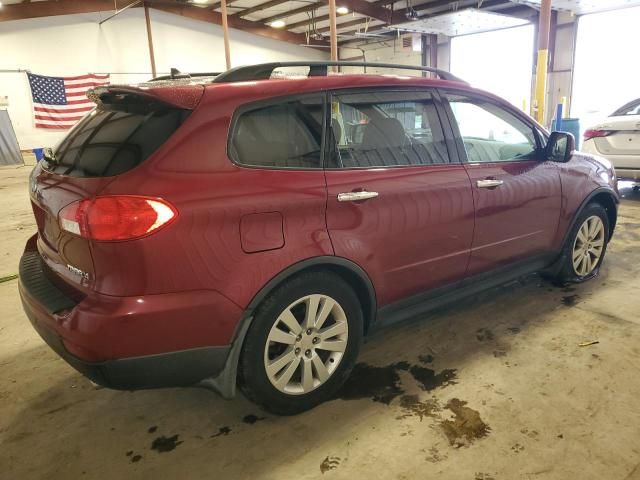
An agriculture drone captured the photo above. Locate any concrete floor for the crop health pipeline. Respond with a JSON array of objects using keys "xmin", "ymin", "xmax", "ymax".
[{"xmin": 1, "ymin": 165, "xmax": 640, "ymax": 480}]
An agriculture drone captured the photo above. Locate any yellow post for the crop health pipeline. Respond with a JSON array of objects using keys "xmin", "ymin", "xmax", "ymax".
[{"xmin": 534, "ymin": 0, "xmax": 552, "ymax": 124}]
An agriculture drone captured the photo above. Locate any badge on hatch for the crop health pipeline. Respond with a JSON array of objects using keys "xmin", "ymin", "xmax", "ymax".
[{"xmin": 67, "ymin": 264, "xmax": 89, "ymax": 280}]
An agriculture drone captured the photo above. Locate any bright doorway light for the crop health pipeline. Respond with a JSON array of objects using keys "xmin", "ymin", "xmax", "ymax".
[
  {"xmin": 572, "ymin": 6, "xmax": 640, "ymax": 128},
  {"xmin": 450, "ymin": 24, "xmax": 534, "ymax": 110}
]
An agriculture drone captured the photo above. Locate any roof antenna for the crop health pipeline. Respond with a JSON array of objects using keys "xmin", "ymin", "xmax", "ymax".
[{"xmin": 170, "ymin": 68, "xmax": 181, "ymax": 79}]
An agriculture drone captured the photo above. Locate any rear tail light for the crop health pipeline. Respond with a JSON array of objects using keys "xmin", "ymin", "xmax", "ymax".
[
  {"xmin": 59, "ymin": 196, "xmax": 177, "ymax": 241},
  {"xmin": 583, "ymin": 129, "xmax": 614, "ymax": 141}
]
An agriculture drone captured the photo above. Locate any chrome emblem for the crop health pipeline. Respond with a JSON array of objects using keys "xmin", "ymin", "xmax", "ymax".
[{"xmin": 67, "ymin": 264, "xmax": 89, "ymax": 280}]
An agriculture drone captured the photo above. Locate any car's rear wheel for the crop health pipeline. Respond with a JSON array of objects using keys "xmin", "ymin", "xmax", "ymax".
[
  {"xmin": 555, "ymin": 202, "xmax": 610, "ymax": 283},
  {"xmin": 239, "ymin": 271, "xmax": 363, "ymax": 415}
]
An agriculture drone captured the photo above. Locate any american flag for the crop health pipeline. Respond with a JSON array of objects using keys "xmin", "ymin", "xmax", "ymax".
[{"xmin": 27, "ymin": 73, "xmax": 110, "ymax": 129}]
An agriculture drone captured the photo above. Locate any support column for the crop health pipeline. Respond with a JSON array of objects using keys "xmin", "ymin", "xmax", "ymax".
[
  {"xmin": 144, "ymin": 3, "xmax": 156, "ymax": 78},
  {"xmin": 328, "ymin": 0, "xmax": 338, "ymax": 70},
  {"xmin": 220, "ymin": 0, "xmax": 232, "ymax": 70},
  {"xmin": 429, "ymin": 33, "xmax": 438, "ymax": 76},
  {"xmin": 534, "ymin": 0, "xmax": 552, "ymax": 124}
]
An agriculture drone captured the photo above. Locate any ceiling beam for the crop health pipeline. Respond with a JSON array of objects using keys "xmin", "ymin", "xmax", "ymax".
[
  {"xmin": 150, "ymin": 2, "xmax": 327, "ymax": 45},
  {"xmin": 260, "ymin": 2, "xmax": 325, "ymax": 25},
  {"xmin": 287, "ymin": 0, "xmax": 387, "ymax": 32},
  {"xmin": 337, "ymin": 0, "xmax": 517, "ymax": 38},
  {"xmin": 0, "ymin": 0, "xmax": 325, "ymax": 47},
  {"xmin": 0, "ymin": 0, "xmax": 117, "ymax": 21},
  {"xmin": 261, "ymin": 0, "xmax": 390, "ymax": 25},
  {"xmin": 232, "ymin": 0, "xmax": 291, "ymax": 19}
]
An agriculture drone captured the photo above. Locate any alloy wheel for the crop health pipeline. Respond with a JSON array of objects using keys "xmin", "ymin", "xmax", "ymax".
[
  {"xmin": 572, "ymin": 215, "xmax": 605, "ymax": 276},
  {"xmin": 263, "ymin": 294, "xmax": 349, "ymax": 395}
]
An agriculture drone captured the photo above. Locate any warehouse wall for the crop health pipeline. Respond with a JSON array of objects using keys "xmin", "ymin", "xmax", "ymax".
[{"xmin": 0, "ymin": 8, "xmax": 327, "ymax": 150}]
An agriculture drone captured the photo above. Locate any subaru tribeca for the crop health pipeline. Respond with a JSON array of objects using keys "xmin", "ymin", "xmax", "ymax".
[{"xmin": 19, "ymin": 62, "xmax": 618, "ymax": 414}]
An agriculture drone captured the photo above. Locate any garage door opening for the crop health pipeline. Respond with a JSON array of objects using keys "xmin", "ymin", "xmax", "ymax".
[{"xmin": 450, "ymin": 24, "xmax": 535, "ymax": 110}]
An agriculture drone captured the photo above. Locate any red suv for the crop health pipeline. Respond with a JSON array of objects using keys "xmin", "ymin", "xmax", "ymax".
[{"xmin": 19, "ymin": 62, "xmax": 618, "ymax": 414}]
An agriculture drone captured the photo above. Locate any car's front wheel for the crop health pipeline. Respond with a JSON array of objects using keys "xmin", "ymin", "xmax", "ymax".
[
  {"xmin": 239, "ymin": 271, "xmax": 363, "ymax": 415},
  {"xmin": 555, "ymin": 202, "xmax": 610, "ymax": 283}
]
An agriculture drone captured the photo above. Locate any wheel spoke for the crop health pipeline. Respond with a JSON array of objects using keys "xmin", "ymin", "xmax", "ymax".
[
  {"xmin": 301, "ymin": 358, "xmax": 314, "ymax": 393},
  {"xmin": 304, "ymin": 295, "xmax": 321, "ymax": 329},
  {"xmin": 585, "ymin": 253, "xmax": 592, "ymax": 273},
  {"xmin": 274, "ymin": 356, "xmax": 301, "ymax": 389},
  {"xmin": 268, "ymin": 328, "xmax": 297, "ymax": 345},
  {"xmin": 311, "ymin": 355, "xmax": 330, "ymax": 383},
  {"xmin": 317, "ymin": 339, "xmax": 347, "ymax": 353},
  {"xmin": 278, "ymin": 309, "xmax": 302, "ymax": 335},
  {"xmin": 588, "ymin": 218, "xmax": 601, "ymax": 239},
  {"xmin": 266, "ymin": 349, "xmax": 296, "ymax": 377},
  {"xmin": 319, "ymin": 321, "xmax": 347, "ymax": 340},
  {"xmin": 573, "ymin": 248, "xmax": 583, "ymax": 262},
  {"xmin": 577, "ymin": 225, "xmax": 588, "ymax": 245},
  {"xmin": 574, "ymin": 255, "xmax": 584, "ymax": 275},
  {"xmin": 314, "ymin": 297, "xmax": 335, "ymax": 330}
]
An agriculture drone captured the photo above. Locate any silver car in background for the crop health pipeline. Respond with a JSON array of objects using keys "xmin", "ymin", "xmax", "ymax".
[{"xmin": 582, "ymin": 99, "xmax": 640, "ymax": 183}]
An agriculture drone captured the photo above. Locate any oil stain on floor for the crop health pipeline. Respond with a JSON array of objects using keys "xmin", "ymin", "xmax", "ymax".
[
  {"xmin": 439, "ymin": 399, "xmax": 491, "ymax": 448},
  {"xmin": 320, "ymin": 455, "xmax": 341, "ymax": 474},
  {"xmin": 150, "ymin": 434, "xmax": 183, "ymax": 453},
  {"xmin": 337, "ymin": 362, "xmax": 405, "ymax": 404},
  {"xmin": 337, "ymin": 359, "xmax": 458, "ymax": 405}
]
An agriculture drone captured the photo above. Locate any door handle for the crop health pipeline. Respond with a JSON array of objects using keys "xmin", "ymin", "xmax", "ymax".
[
  {"xmin": 337, "ymin": 190, "xmax": 379, "ymax": 202},
  {"xmin": 477, "ymin": 179, "xmax": 504, "ymax": 189}
]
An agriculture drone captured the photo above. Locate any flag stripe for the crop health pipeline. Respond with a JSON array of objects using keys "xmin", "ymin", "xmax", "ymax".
[
  {"xmin": 35, "ymin": 114, "xmax": 85, "ymax": 122},
  {"xmin": 64, "ymin": 74, "xmax": 109, "ymax": 81},
  {"xmin": 35, "ymin": 106, "xmax": 94, "ymax": 114},
  {"xmin": 33, "ymin": 102, "xmax": 94, "ymax": 111},
  {"xmin": 35, "ymin": 123, "xmax": 72, "ymax": 129},
  {"xmin": 63, "ymin": 82, "xmax": 109, "ymax": 89}
]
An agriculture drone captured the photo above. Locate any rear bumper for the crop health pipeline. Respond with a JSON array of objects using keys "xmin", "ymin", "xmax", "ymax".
[
  {"xmin": 582, "ymin": 140, "xmax": 640, "ymax": 179},
  {"xmin": 19, "ymin": 245, "xmax": 240, "ymax": 390}
]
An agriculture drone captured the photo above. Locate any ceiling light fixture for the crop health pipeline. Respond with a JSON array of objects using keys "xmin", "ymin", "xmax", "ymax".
[
  {"xmin": 336, "ymin": 6, "xmax": 349, "ymax": 14},
  {"xmin": 270, "ymin": 19, "xmax": 286, "ymax": 28},
  {"xmin": 192, "ymin": 0, "xmax": 209, "ymax": 4}
]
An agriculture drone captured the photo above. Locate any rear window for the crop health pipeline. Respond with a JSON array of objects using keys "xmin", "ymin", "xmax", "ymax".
[{"xmin": 44, "ymin": 105, "xmax": 189, "ymax": 177}]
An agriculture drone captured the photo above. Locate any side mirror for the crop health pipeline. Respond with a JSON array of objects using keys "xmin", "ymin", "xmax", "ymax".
[{"xmin": 545, "ymin": 131, "xmax": 575, "ymax": 162}]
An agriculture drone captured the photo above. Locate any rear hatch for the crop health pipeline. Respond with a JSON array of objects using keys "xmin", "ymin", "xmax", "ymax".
[{"xmin": 29, "ymin": 82, "xmax": 203, "ymax": 293}]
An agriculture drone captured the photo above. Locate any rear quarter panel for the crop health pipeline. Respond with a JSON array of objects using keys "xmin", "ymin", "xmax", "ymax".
[{"xmin": 89, "ymin": 85, "xmax": 333, "ymax": 311}]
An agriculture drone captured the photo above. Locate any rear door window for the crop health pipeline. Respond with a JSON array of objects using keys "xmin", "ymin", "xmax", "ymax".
[
  {"xmin": 46, "ymin": 106, "xmax": 190, "ymax": 177},
  {"xmin": 328, "ymin": 90, "xmax": 450, "ymax": 168},
  {"xmin": 229, "ymin": 95, "xmax": 324, "ymax": 169}
]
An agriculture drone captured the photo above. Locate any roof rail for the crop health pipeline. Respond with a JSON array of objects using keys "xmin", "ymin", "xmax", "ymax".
[
  {"xmin": 150, "ymin": 68, "xmax": 223, "ymax": 82},
  {"xmin": 212, "ymin": 61, "xmax": 466, "ymax": 84}
]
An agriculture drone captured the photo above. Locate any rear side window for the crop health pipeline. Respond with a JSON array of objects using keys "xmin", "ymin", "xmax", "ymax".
[
  {"xmin": 328, "ymin": 90, "xmax": 450, "ymax": 168},
  {"xmin": 229, "ymin": 95, "xmax": 324, "ymax": 169},
  {"xmin": 46, "ymin": 106, "xmax": 189, "ymax": 177}
]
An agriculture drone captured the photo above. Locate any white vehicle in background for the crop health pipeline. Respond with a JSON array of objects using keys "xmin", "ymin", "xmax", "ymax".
[{"xmin": 582, "ymin": 99, "xmax": 640, "ymax": 183}]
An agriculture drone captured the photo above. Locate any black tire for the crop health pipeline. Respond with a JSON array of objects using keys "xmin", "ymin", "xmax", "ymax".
[
  {"xmin": 554, "ymin": 202, "xmax": 610, "ymax": 284},
  {"xmin": 239, "ymin": 270, "xmax": 363, "ymax": 415}
]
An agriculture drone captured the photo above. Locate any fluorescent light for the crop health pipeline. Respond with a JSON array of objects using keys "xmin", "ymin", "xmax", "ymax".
[
  {"xmin": 337, "ymin": 6, "xmax": 349, "ymax": 14},
  {"xmin": 192, "ymin": 0, "xmax": 208, "ymax": 4},
  {"xmin": 270, "ymin": 19, "xmax": 286, "ymax": 28}
]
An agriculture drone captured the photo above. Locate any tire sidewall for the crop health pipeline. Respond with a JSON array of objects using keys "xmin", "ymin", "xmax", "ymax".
[
  {"xmin": 240, "ymin": 271, "xmax": 363, "ymax": 415},
  {"xmin": 561, "ymin": 203, "xmax": 610, "ymax": 282}
]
